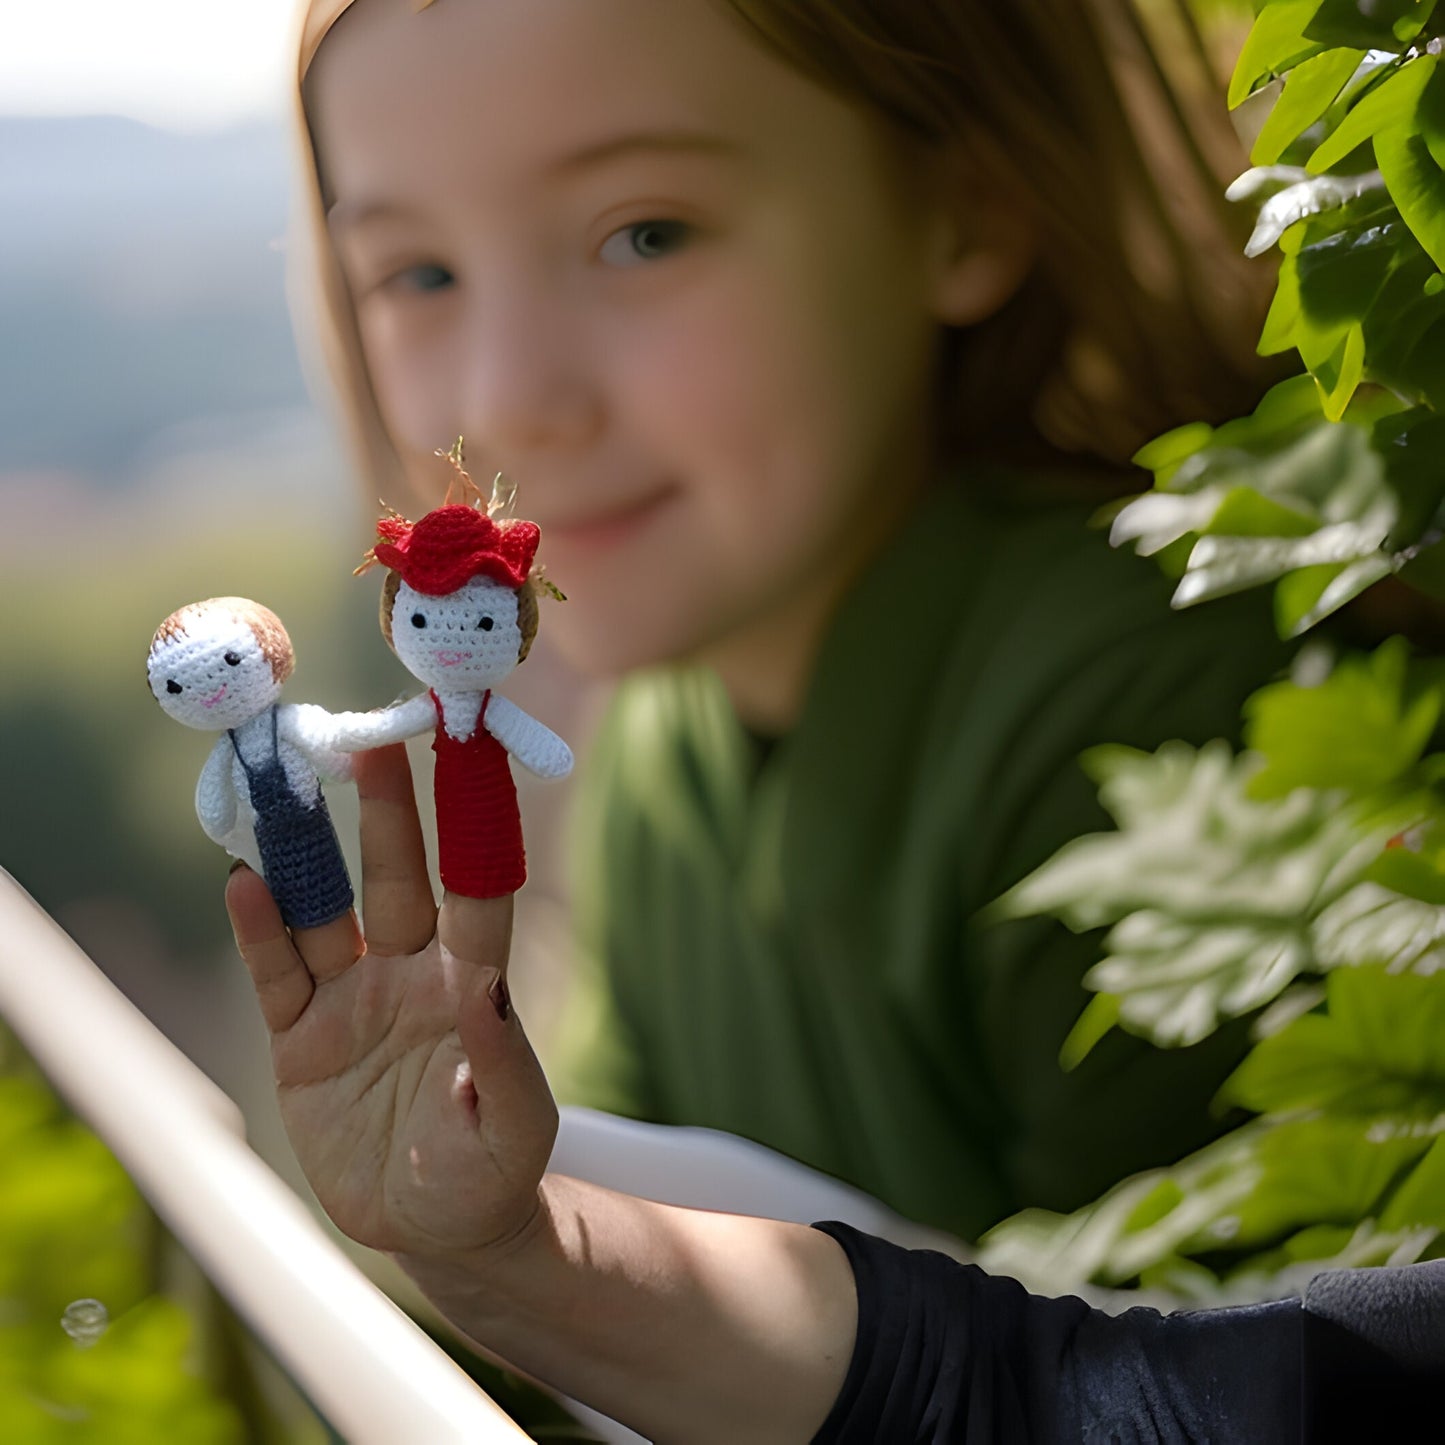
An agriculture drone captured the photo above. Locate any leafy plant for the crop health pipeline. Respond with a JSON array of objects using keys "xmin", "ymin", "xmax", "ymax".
[
  {"xmin": 987, "ymin": 1, "xmax": 1445, "ymax": 1297},
  {"xmin": 1111, "ymin": 2, "xmax": 1445, "ymax": 637}
]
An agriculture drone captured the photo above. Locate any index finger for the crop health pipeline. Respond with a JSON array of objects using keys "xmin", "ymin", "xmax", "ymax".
[{"xmin": 226, "ymin": 863, "xmax": 316, "ymax": 1034}]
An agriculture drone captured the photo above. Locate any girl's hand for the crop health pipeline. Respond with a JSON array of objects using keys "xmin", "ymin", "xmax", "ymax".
[{"xmin": 224, "ymin": 744, "xmax": 557, "ymax": 1261}]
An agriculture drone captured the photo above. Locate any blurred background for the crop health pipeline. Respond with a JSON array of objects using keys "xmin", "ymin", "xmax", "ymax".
[{"xmin": 0, "ymin": 6, "xmax": 591, "ymax": 1433}]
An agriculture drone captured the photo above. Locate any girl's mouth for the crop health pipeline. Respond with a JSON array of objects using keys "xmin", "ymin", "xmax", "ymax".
[
  {"xmin": 201, "ymin": 684, "xmax": 228, "ymax": 708},
  {"xmin": 434, "ymin": 651, "xmax": 469, "ymax": 667},
  {"xmin": 545, "ymin": 485, "xmax": 678, "ymax": 552}
]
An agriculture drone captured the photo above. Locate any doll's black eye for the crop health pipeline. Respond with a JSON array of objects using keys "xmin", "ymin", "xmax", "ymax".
[
  {"xmin": 224, "ymin": 651, "xmax": 241, "ymax": 666},
  {"xmin": 411, "ymin": 612, "xmax": 427, "ymax": 629},
  {"xmin": 166, "ymin": 679, "xmax": 183, "ymax": 695},
  {"xmin": 477, "ymin": 616, "xmax": 494, "ymax": 631}
]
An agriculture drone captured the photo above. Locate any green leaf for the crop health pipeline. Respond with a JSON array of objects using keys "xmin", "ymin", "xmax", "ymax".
[
  {"xmin": 1205, "ymin": 486, "xmax": 1321, "ymax": 536},
  {"xmin": 1223, "ymin": 965, "xmax": 1445, "ymax": 1116},
  {"xmin": 1424, "ymin": 62, "xmax": 1445, "ymax": 173},
  {"xmin": 1304, "ymin": 0, "xmax": 1440, "ymax": 49},
  {"xmin": 1240, "ymin": 169, "xmax": 1388, "ymax": 259},
  {"xmin": 1273, "ymin": 556, "xmax": 1394, "ymax": 634},
  {"xmin": 1380, "ymin": 1133, "xmax": 1445, "ymax": 1228},
  {"xmin": 1376, "ymin": 409, "xmax": 1445, "ymax": 547},
  {"xmin": 1313, "ymin": 881, "xmax": 1445, "ymax": 970},
  {"xmin": 1375, "ymin": 120, "xmax": 1445, "ymax": 271},
  {"xmin": 1366, "ymin": 846, "xmax": 1445, "ymax": 905},
  {"xmin": 995, "ymin": 740, "xmax": 1400, "ymax": 1047},
  {"xmin": 1320, "ymin": 321, "xmax": 1367, "ymax": 417},
  {"xmin": 1309, "ymin": 55, "xmax": 1436, "ymax": 174},
  {"xmin": 1058, "ymin": 993, "xmax": 1120, "ymax": 1071},
  {"xmin": 1133, "ymin": 420, "xmax": 1215, "ymax": 477},
  {"xmin": 1253, "ymin": 47, "xmax": 1368, "ymax": 166},
  {"xmin": 1235, "ymin": 1113, "xmax": 1432, "ymax": 1242},
  {"xmin": 1243, "ymin": 637, "xmax": 1440, "ymax": 796},
  {"xmin": 1231, "ymin": 0, "xmax": 1328, "ymax": 108}
]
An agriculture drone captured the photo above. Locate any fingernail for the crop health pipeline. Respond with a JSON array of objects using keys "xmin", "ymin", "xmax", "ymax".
[
  {"xmin": 228, "ymin": 858, "xmax": 248, "ymax": 876},
  {"xmin": 489, "ymin": 974, "xmax": 511, "ymax": 1022}
]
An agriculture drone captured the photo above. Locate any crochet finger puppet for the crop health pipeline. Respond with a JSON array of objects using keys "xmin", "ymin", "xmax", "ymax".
[
  {"xmin": 146, "ymin": 598, "xmax": 355, "ymax": 930},
  {"xmin": 335, "ymin": 482, "xmax": 573, "ymax": 899}
]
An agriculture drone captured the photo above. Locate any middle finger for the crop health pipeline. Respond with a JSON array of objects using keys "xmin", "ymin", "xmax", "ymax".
[{"xmin": 356, "ymin": 743, "xmax": 438, "ymax": 956}]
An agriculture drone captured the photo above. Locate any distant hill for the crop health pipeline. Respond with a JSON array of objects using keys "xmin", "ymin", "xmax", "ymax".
[{"xmin": 0, "ymin": 116, "xmax": 312, "ymax": 482}]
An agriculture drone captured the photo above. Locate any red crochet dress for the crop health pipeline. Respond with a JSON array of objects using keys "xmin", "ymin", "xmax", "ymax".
[{"xmin": 431, "ymin": 690, "xmax": 526, "ymax": 898}]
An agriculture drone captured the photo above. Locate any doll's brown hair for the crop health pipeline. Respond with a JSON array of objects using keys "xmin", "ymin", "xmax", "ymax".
[
  {"xmin": 293, "ymin": 0, "xmax": 1274, "ymax": 490},
  {"xmin": 150, "ymin": 598, "xmax": 295, "ymax": 684},
  {"xmin": 379, "ymin": 571, "xmax": 540, "ymax": 663}
]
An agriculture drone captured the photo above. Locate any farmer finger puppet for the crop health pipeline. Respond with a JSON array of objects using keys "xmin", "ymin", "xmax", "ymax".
[
  {"xmin": 337, "ymin": 481, "xmax": 572, "ymax": 899},
  {"xmin": 146, "ymin": 598, "xmax": 355, "ymax": 930}
]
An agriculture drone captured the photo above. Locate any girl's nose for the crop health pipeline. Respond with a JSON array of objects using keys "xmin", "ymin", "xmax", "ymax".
[{"xmin": 461, "ymin": 288, "xmax": 603, "ymax": 456}]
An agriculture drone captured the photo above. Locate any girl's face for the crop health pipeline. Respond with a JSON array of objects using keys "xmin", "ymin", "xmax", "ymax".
[
  {"xmin": 149, "ymin": 611, "xmax": 283, "ymax": 731},
  {"xmin": 310, "ymin": 0, "xmax": 967, "ymax": 705},
  {"xmin": 390, "ymin": 575, "xmax": 523, "ymax": 693}
]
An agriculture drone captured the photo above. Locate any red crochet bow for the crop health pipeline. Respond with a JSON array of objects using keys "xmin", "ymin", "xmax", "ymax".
[{"xmin": 372, "ymin": 505, "xmax": 540, "ymax": 596}]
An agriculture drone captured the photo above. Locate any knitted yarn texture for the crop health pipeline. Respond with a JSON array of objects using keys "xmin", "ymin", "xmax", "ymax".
[{"xmin": 147, "ymin": 598, "xmax": 355, "ymax": 929}]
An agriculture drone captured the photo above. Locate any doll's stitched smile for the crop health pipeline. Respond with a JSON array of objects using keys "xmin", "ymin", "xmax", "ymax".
[
  {"xmin": 201, "ymin": 684, "xmax": 229, "ymax": 707},
  {"xmin": 434, "ymin": 650, "xmax": 469, "ymax": 667}
]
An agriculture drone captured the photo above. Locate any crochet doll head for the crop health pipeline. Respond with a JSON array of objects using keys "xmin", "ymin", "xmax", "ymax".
[
  {"xmin": 147, "ymin": 598, "xmax": 293, "ymax": 730},
  {"xmin": 370, "ymin": 504, "xmax": 542, "ymax": 692}
]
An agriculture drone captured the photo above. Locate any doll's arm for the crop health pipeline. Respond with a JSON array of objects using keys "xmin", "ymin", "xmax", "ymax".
[
  {"xmin": 483, "ymin": 695, "xmax": 574, "ymax": 779},
  {"xmin": 195, "ymin": 738, "xmax": 239, "ymax": 842},
  {"xmin": 277, "ymin": 704, "xmax": 357, "ymax": 783},
  {"xmin": 284, "ymin": 695, "xmax": 438, "ymax": 755},
  {"xmin": 197, "ymin": 739, "xmax": 263, "ymax": 872}
]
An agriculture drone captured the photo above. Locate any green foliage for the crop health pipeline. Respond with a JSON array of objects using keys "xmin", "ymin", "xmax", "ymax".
[
  {"xmin": 994, "ymin": 737, "xmax": 1404, "ymax": 1048},
  {"xmin": 1113, "ymin": 1, "xmax": 1445, "ymax": 635},
  {"xmin": 987, "ymin": 0, "xmax": 1445, "ymax": 1306},
  {"xmin": 981, "ymin": 971, "xmax": 1445, "ymax": 1296},
  {"xmin": 0, "ymin": 1048, "xmax": 249, "ymax": 1442},
  {"xmin": 992, "ymin": 637, "xmax": 1445, "ymax": 1292},
  {"xmin": 1241, "ymin": 637, "xmax": 1438, "ymax": 795}
]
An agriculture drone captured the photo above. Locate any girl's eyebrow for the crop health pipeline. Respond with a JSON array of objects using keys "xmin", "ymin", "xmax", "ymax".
[
  {"xmin": 327, "ymin": 199, "xmax": 423, "ymax": 234},
  {"xmin": 544, "ymin": 127, "xmax": 749, "ymax": 178}
]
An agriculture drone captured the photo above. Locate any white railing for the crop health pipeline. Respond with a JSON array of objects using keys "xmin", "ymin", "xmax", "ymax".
[{"xmin": 0, "ymin": 868, "xmax": 530, "ymax": 1444}]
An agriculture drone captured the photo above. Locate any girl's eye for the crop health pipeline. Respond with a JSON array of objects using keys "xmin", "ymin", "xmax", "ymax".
[
  {"xmin": 166, "ymin": 680, "xmax": 183, "ymax": 695},
  {"xmin": 223, "ymin": 651, "xmax": 241, "ymax": 666},
  {"xmin": 598, "ymin": 219, "xmax": 691, "ymax": 267},
  {"xmin": 477, "ymin": 616, "xmax": 494, "ymax": 632},
  {"xmin": 393, "ymin": 262, "xmax": 455, "ymax": 293},
  {"xmin": 411, "ymin": 612, "xmax": 427, "ymax": 629}
]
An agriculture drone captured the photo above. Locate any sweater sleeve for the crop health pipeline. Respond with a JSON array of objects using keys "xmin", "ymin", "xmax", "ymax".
[
  {"xmin": 809, "ymin": 1221, "xmax": 1301, "ymax": 1444},
  {"xmin": 811, "ymin": 1224, "xmax": 1445, "ymax": 1445}
]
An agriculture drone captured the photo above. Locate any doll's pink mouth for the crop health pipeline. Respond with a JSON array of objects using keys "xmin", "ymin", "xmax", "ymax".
[
  {"xmin": 434, "ymin": 651, "xmax": 469, "ymax": 667},
  {"xmin": 201, "ymin": 684, "xmax": 228, "ymax": 708}
]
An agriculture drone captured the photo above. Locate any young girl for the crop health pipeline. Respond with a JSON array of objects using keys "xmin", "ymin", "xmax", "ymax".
[
  {"xmin": 222, "ymin": 0, "xmax": 1430, "ymax": 1434},
  {"xmin": 281, "ymin": 0, "xmax": 1293, "ymax": 1247}
]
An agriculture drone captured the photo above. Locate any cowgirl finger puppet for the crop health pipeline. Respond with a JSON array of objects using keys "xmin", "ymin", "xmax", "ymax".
[
  {"xmin": 332, "ymin": 500, "xmax": 572, "ymax": 899},
  {"xmin": 146, "ymin": 598, "xmax": 355, "ymax": 930}
]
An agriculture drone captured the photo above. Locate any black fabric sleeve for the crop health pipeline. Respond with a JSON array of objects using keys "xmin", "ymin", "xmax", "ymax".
[
  {"xmin": 811, "ymin": 1224, "xmax": 1445, "ymax": 1444},
  {"xmin": 810, "ymin": 1221, "xmax": 1301, "ymax": 1444},
  {"xmin": 1302, "ymin": 1258, "xmax": 1445, "ymax": 1444}
]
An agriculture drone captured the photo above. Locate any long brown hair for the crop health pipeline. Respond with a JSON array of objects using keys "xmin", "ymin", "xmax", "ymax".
[
  {"xmin": 291, "ymin": 0, "xmax": 1274, "ymax": 490},
  {"xmin": 715, "ymin": 0, "xmax": 1278, "ymax": 466}
]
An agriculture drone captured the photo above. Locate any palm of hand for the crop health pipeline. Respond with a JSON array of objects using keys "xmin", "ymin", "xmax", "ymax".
[{"xmin": 226, "ymin": 746, "xmax": 557, "ymax": 1263}]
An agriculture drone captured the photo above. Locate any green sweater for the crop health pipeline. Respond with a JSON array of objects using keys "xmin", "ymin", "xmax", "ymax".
[{"xmin": 556, "ymin": 479, "xmax": 1291, "ymax": 1241}]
